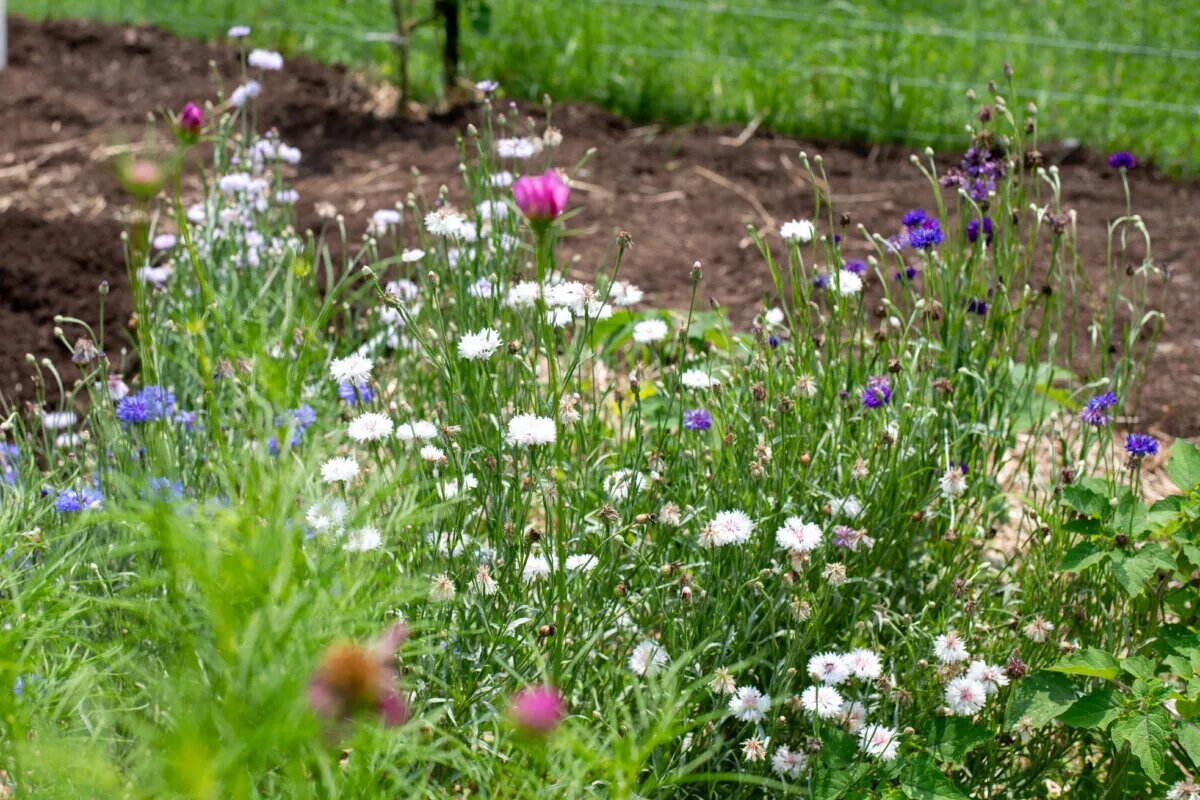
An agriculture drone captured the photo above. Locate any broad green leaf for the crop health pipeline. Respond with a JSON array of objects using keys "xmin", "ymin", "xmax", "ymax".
[
  {"xmin": 925, "ymin": 717, "xmax": 993, "ymax": 763},
  {"xmin": 1110, "ymin": 546, "xmax": 1175, "ymax": 597},
  {"xmin": 1113, "ymin": 493, "xmax": 1150, "ymax": 535},
  {"xmin": 900, "ymin": 757, "xmax": 969, "ymax": 800},
  {"xmin": 1165, "ymin": 655, "xmax": 1195, "ymax": 680},
  {"xmin": 1167, "ymin": 439, "xmax": 1200, "ymax": 491},
  {"xmin": 1120, "ymin": 655, "xmax": 1156, "ymax": 681},
  {"xmin": 1111, "ymin": 707, "xmax": 1169, "ymax": 781},
  {"xmin": 1179, "ymin": 723, "xmax": 1200, "ymax": 767},
  {"xmin": 1005, "ymin": 671, "xmax": 1077, "ymax": 729},
  {"xmin": 1060, "ymin": 542, "xmax": 1108, "ymax": 573},
  {"xmin": 1057, "ymin": 688, "xmax": 1122, "ymax": 730},
  {"xmin": 1049, "ymin": 647, "xmax": 1121, "ymax": 680},
  {"xmin": 1060, "ymin": 484, "xmax": 1107, "ymax": 518}
]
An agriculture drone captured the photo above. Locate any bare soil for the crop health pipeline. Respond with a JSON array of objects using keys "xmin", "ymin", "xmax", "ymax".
[{"xmin": 2, "ymin": 16, "xmax": 1198, "ymax": 437}]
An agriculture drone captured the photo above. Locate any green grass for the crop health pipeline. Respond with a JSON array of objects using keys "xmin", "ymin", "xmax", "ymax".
[{"xmin": 14, "ymin": 0, "xmax": 1200, "ymax": 172}]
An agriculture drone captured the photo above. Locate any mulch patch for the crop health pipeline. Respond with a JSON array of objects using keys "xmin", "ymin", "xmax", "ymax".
[{"xmin": 2, "ymin": 16, "xmax": 1198, "ymax": 436}]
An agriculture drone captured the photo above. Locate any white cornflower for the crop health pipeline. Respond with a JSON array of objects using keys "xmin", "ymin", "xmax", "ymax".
[
  {"xmin": 347, "ymin": 412, "xmax": 393, "ymax": 443},
  {"xmin": 505, "ymin": 414, "xmax": 556, "ymax": 447},
  {"xmin": 858, "ymin": 725, "xmax": 900, "ymax": 761},
  {"xmin": 1166, "ymin": 780, "xmax": 1200, "ymax": 800},
  {"xmin": 565, "ymin": 554, "xmax": 597, "ymax": 572},
  {"xmin": 229, "ymin": 80, "xmax": 261, "ymax": 107},
  {"xmin": 329, "ymin": 354, "xmax": 373, "ymax": 386},
  {"xmin": 807, "ymin": 652, "xmax": 851, "ymax": 686},
  {"xmin": 546, "ymin": 307, "xmax": 574, "ymax": 328},
  {"xmin": 1023, "ymin": 616, "xmax": 1055, "ymax": 643},
  {"xmin": 228, "ymin": 24, "xmax": 251, "ymax": 37},
  {"xmin": 628, "ymin": 641, "xmax": 669, "ymax": 676},
  {"xmin": 370, "ymin": 209, "xmax": 401, "ymax": 231},
  {"xmin": 490, "ymin": 170, "xmax": 514, "ymax": 188},
  {"xmin": 458, "ymin": 327, "xmax": 502, "ymax": 360},
  {"xmin": 796, "ymin": 374, "xmax": 817, "ymax": 397},
  {"xmin": 523, "ymin": 554, "xmax": 551, "ymax": 582},
  {"xmin": 728, "ymin": 686, "xmax": 771, "ymax": 723},
  {"xmin": 544, "ymin": 281, "xmax": 586, "ymax": 308},
  {"xmin": 440, "ymin": 473, "xmax": 479, "ymax": 499},
  {"xmin": 604, "ymin": 469, "xmax": 646, "ymax": 500},
  {"xmin": 609, "ymin": 281, "xmax": 645, "ymax": 306},
  {"xmin": 800, "ymin": 685, "xmax": 844, "ymax": 719},
  {"xmin": 55, "ymin": 433, "xmax": 81, "ymax": 448},
  {"xmin": 764, "ymin": 307, "xmax": 785, "ymax": 326},
  {"xmin": 710, "ymin": 668, "xmax": 736, "ymax": 695},
  {"xmin": 495, "ymin": 137, "xmax": 537, "ymax": 159},
  {"xmin": 420, "ymin": 444, "xmax": 446, "ymax": 464},
  {"xmin": 845, "ymin": 648, "xmax": 883, "ymax": 681},
  {"xmin": 659, "ymin": 502, "xmax": 683, "ymax": 527},
  {"xmin": 945, "ymin": 677, "xmax": 988, "ymax": 716},
  {"xmin": 681, "ymin": 368, "xmax": 713, "ymax": 389},
  {"xmin": 42, "ymin": 411, "xmax": 78, "ymax": 430},
  {"xmin": 780, "ymin": 219, "xmax": 815, "ymax": 243},
  {"xmin": 831, "ymin": 270, "xmax": 863, "ymax": 296},
  {"xmin": 940, "ymin": 465, "xmax": 968, "ymax": 498},
  {"xmin": 344, "ymin": 526, "xmax": 382, "ymax": 551},
  {"xmin": 840, "ymin": 700, "xmax": 869, "ymax": 733},
  {"xmin": 218, "ymin": 172, "xmax": 252, "ymax": 194},
  {"xmin": 830, "ymin": 495, "xmax": 863, "ymax": 519},
  {"xmin": 706, "ymin": 510, "xmax": 754, "ymax": 546},
  {"xmin": 771, "ymin": 746, "xmax": 808, "ymax": 779},
  {"xmin": 966, "ymin": 661, "xmax": 1011, "ymax": 695},
  {"xmin": 429, "ymin": 574, "xmax": 456, "ymax": 602},
  {"xmin": 247, "ymin": 49, "xmax": 284, "ymax": 70},
  {"xmin": 424, "ymin": 208, "xmax": 468, "ymax": 238},
  {"xmin": 400, "ymin": 248, "xmax": 425, "ymax": 263},
  {"xmin": 741, "ymin": 736, "xmax": 768, "ymax": 763},
  {"xmin": 933, "ymin": 631, "xmax": 970, "ymax": 664},
  {"xmin": 472, "ymin": 564, "xmax": 498, "ymax": 596},
  {"xmin": 152, "ymin": 233, "xmax": 177, "ymax": 250},
  {"xmin": 477, "ymin": 199, "xmax": 508, "ymax": 221},
  {"xmin": 320, "ymin": 457, "xmax": 359, "ymax": 484},
  {"xmin": 275, "ymin": 189, "xmax": 298, "ymax": 204},
  {"xmin": 632, "ymin": 319, "xmax": 670, "ymax": 344},
  {"xmin": 505, "ymin": 281, "xmax": 542, "ymax": 308},
  {"xmin": 776, "ymin": 517, "xmax": 822, "ymax": 552},
  {"xmin": 305, "ymin": 498, "xmax": 349, "ymax": 533},
  {"xmin": 396, "ymin": 420, "xmax": 438, "ymax": 442}
]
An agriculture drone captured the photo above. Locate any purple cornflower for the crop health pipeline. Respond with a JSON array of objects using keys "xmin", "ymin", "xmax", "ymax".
[
  {"xmin": 966, "ymin": 217, "xmax": 994, "ymax": 245},
  {"xmin": 339, "ymin": 382, "xmax": 375, "ymax": 405},
  {"xmin": 939, "ymin": 168, "xmax": 967, "ymax": 190},
  {"xmin": 1124, "ymin": 433, "xmax": 1158, "ymax": 458},
  {"xmin": 812, "ymin": 274, "xmax": 830, "ymax": 289},
  {"xmin": 832, "ymin": 525, "xmax": 873, "ymax": 551},
  {"xmin": 861, "ymin": 376, "xmax": 892, "ymax": 409},
  {"xmin": 55, "ymin": 487, "xmax": 103, "ymax": 513},
  {"xmin": 901, "ymin": 209, "xmax": 928, "ymax": 227},
  {"xmin": 174, "ymin": 410, "xmax": 197, "ymax": 432},
  {"xmin": 1079, "ymin": 392, "xmax": 1118, "ymax": 427},
  {"xmin": 969, "ymin": 178, "xmax": 994, "ymax": 203},
  {"xmin": 844, "ymin": 259, "xmax": 867, "ymax": 275},
  {"xmin": 1108, "ymin": 152, "xmax": 1136, "ymax": 170},
  {"xmin": 966, "ymin": 298, "xmax": 988, "ymax": 316},
  {"xmin": 907, "ymin": 219, "xmax": 944, "ymax": 250},
  {"xmin": 768, "ymin": 335, "xmax": 781, "ymax": 349},
  {"xmin": 116, "ymin": 393, "xmax": 152, "ymax": 424},
  {"xmin": 894, "ymin": 266, "xmax": 919, "ymax": 282},
  {"xmin": 683, "ymin": 409, "xmax": 713, "ymax": 431}
]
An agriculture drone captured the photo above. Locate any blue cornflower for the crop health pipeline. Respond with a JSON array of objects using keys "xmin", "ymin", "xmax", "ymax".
[
  {"xmin": 147, "ymin": 477, "xmax": 185, "ymax": 500},
  {"xmin": 966, "ymin": 298, "xmax": 988, "ymax": 316},
  {"xmin": 1108, "ymin": 152, "xmax": 1136, "ymax": 170},
  {"xmin": 861, "ymin": 376, "xmax": 892, "ymax": 409},
  {"xmin": 812, "ymin": 274, "xmax": 830, "ymax": 289},
  {"xmin": 1125, "ymin": 433, "xmax": 1158, "ymax": 458},
  {"xmin": 907, "ymin": 219, "xmax": 944, "ymax": 250},
  {"xmin": 339, "ymin": 382, "xmax": 375, "ymax": 405},
  {"xmin": 116, "ymin": 393, "xmax": 152, "ymax": 424},
  {"xmin": 894, "ymin": 266, "xmax": 919, "ymax": 282},
  {"xmin": 844, "ymin": 259, "xmax": 867, "ymax": 275},
  {"xmin": 966, "ymin": 217, "xmax": 994, "ymax": 245},
  {"xmin": 55, "ymin": 487, "xmax": 103, "ymax": 513},
  {"xmin": 174, "ymin": 410, "xmax": 197, "ymax": 432},
  {"xmin": 768, "ymin": 335, "xmax": 780, "ymax": 349},
  {"xmin": 901, "ymin": 209, "xmax": 928, "ymax": 227},
  {"xmin": 1079, "ymin": 392, "xmax": 1119, "ymax": 427},
  {"xmin": 139, "ymin": 386, "xmax": 176, "ymax": 419},
  {"xmin": 294, "ymin": 404, "xmax": 318, "ymax": 429},
  {"xmin": 683, "ymin": 409, "xmax": 713, "ymax": 431}
]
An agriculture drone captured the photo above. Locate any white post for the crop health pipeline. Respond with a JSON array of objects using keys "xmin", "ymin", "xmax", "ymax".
[{"xmin": 0, "ymin": 0, "xmax": 7, "ymax": 71}]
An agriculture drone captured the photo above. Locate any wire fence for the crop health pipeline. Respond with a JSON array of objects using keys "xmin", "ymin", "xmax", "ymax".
[{"xmin": 11, "ymin": 0, "xmax": 1200, "ymax": 168}]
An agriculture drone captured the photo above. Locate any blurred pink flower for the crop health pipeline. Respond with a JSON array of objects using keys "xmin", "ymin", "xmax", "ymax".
[
  {"xmin": 512, "ymin": 170, "xmax": 569, "ymax": 224},
  {"xmin": 307, "ymin": 623, "xmax": 409, "ymax": 728},
  {"xmin": 508, "ymin": 684, "xmax": 566, "ymax": 735},
  {"xmin": 178, "ymin": 102, "xmax": 204, "ymax": 134}
]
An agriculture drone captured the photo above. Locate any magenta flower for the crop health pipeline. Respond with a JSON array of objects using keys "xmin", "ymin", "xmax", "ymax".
[
  {"xmin": 508, "ymin": 684, "xmax": 566, "ymax": 735},
  {"xmin": 307, "ymin": 623, "xmax": 410, "ymax": 728},
  {"xmin": 179, "ymin": 102, "xmax": 204, "ymax": 133},
  {"xmin": 512, "ymin": 170, "xmax": 569, "ymax": 225}
]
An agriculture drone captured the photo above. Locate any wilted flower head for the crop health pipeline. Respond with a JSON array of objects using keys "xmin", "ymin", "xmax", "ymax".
[
  {"xmin": 509, "ymin": 685, "xmax": 566, "ymax": 735},
  {"xmin": 512, "ymin": 170, "xmax": 569, "ymax": 225},
  {"xmin": 307, "ymin": 624, "xmax": 409, "ymax": 727},
  {"xmin": 940, "ymin": 465, "xmax": 968, "ymax": 498}
]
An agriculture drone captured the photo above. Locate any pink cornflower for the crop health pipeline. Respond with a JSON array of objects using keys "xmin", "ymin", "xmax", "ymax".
[
  {"xmin": 509, "ymin": 684, "xmax": 566, "ymax": 735},
  {"xmin": 307, "ymin": 624, "xmax": 409, "ymax": 727},
  {"xmin": 512, "ymin": 170, "xmax": 569, "ymax": 225}
]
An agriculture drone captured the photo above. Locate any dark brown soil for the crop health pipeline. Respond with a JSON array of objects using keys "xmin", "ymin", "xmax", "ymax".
[{"xmin": 2, "ymin": 17, "xmax": 1198, "ymax": 436}]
